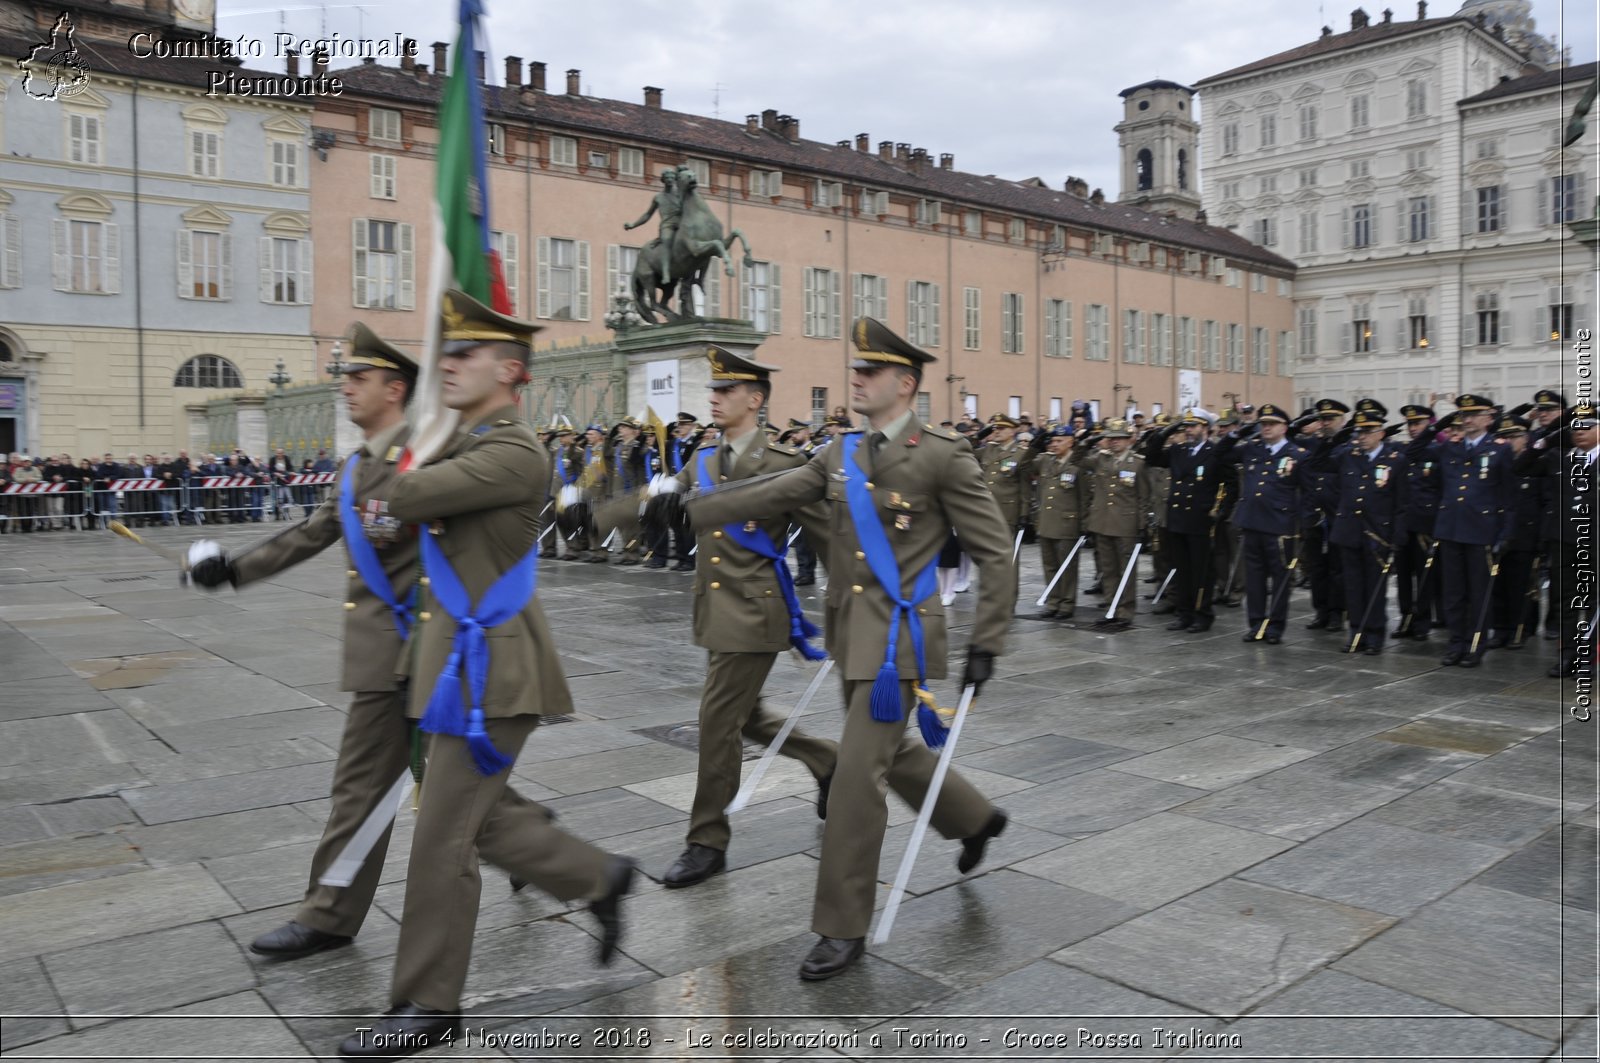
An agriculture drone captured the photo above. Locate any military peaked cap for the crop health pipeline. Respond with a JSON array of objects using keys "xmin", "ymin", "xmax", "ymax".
[
  {"xmin": 1399, "ymin": 404, "xmax": 1433, "ymax": 422},
  {"xmin": 849, "ymin": 317, "xmax": 936, "ymax": 370},
  {"xmin": 1314, "ymin": 398, "xmax": 1351, "ymax": 416},
  {"xmin": 341, "ymin": 322, "xmax": 419, "ymax": 381},
  {"xmin": 440, "ymin": 288, "xmax": 541, "ymax": 352},
  {"xmin": 1354, "ymin": 398, "xmax": 1388, "ymax": 419},
  {"xmin": 705, "ymin": 345, "xmax": 780, "ymax": 390},
  {"xmin": 1533, "ymin": 389, "xmax": 1568, "ymax": 409},
  {"xmin": 1255, "ymin": 403, "xmax": 1290, "ymax": 423},
  {"xmin": 1454, "ymin": 393, "xmax": 1496, "ymax": 412}
]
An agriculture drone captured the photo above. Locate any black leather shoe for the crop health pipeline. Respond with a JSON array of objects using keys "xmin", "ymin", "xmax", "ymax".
[
  {"xmin": 1036, "ymin": 608, "xmax": 1060, "ymax": 620},
  {"xmin": 957, "ymin": 809, "xmax": 1008, "ymax": 874},
  {"xmin": 1086, "ymin": 582, "xmax": 1105, "ymax": 595},
  {"xmin": 1411, "ymin": 629, "xmax": 1432, "ymax": 642},
  {"xmin": 1305, "ymin": 613, "xmax": 1331, "ymax": 630},
  {"xmin": 1166, "ymin": 618, "xmax": 1190, "ymax": 631},
  {"xmin": 1362, "ymin": 644, "xmax": 1382, "ymax": 656},
  {"xmin": 1264, "ymin": 634, "xmax": 1282, "ymax": 645},
  {"xmin": 1487, "ymin": 634, "xmax": 1510, "ymax": 650},
  {"xmin": 1241, "ymin": 631, "xmax": 1261, "ymax": 642},
  {"xmin": 794, "ymin": 575, "xmax": 816, "ymax": 586},
  {"xmin": 644, "ymin": 558, "xmax": 667, "ymax": 569},
  {"xmin": 1551, "ymin": 658, "xmax": 1576, "ymax": 678},
  {"xmin": 672, "ymin": 560, "xmax": 696, "ymax": 572},
  {"xmin": 1390, "ymin": 625, "xmax": 1410, "ymax": 639},
  {"xmin": 798, "ymin": 935, "xmax": 865, "ymax": 981},
  {"xmin": 249, "ymin": 921, "xmax": 352, "ymax": 959},
  {"xmin": 589, "ymin": 857, "xmax": 636, "ymax": 964},
  {"xmin": 1151, "ymin": 602, "xmax": 1176, "ymax": 615},
  {"xmin": 1057, "ymin": 609, "xmax": 1075, "ymax": 619},
  {"xmin": 816, "ymin": 773, "xmax": 832, "ymax": 820},
  {"xmin": 1440, "ymin": 651, "xmax": 1464, "ymax": 666},
  {"xmin": 1458, "ymin": 655, "xmax": 1481, "ymax": 669},
  {"xmin": 338, "ymin": 1003, "xmax": 459, "ymax": 1059},
  {"xmin": 662, "ymin": 844, "xmax": 726, "ymax": 889},
  {"xmin": 1186, "ymin": 621, "xmax": 1212, "ymax": 633}
]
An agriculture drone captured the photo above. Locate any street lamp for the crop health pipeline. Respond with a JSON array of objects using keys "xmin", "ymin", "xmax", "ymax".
[
  {"xmin": 269, "ymin": 358, "xmax": 292, "ymax": 391},
  {"xmin": 325, "ymin": 340, "xmax": 344, "ymax": 380}
]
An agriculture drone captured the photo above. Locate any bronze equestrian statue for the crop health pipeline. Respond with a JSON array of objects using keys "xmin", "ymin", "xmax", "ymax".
[{"xmin": 627, "ymin": 165, "xmax": 754, "ymax": 325}]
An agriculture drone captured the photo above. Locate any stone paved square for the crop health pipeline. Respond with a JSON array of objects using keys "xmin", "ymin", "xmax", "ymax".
[{"xmin": 0, "ymin": 527, "xmax": 1592, "ymax": 1059}]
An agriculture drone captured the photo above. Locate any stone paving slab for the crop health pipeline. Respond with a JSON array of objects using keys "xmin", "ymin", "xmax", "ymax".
[
  {"xmin": 0, "ymin": 956, "xmax": 68, "ymax": 1051},
  {"xmin": 1367, "ymin": 779, "xmax": 1569, "ymax": 850},
  {"xmin": 19, "ymin": 989, "xmax": 316, "ymax": 1060},
  {"xmin": 1475, "ymin": 822, "xmax": 1598, "ymax": 912},
  {"xmin": 1001, "ymin": 767, "xmax": 1210, "ymax": 835},
  {"xmin": 955, "ymin": 733, "xmax": 1140, "ymax": 783},
  {"xmin": 122, "ymin": 803, "xmax": 328, "ymax": 868},
  {"xmin": 1111, "ymin": 735, "xmax": 1320, "ymax": 791},
  {"xmin": 0, "ymin": 676, "xmax": 120, "ymax": 720},
  {"xmin": 43, "ymin": 921, "xmax": 257, "ymax": 1030},
  {"xmin": 0, "ymin": 831, "xmax": 146, "ymax": 897},
  {"xmin": 121, "ymin": 760, "xmax": 337, "ymax": 825},
  {"xmin": 108, "ymin": 673, "xmax": 323, "ymax": 729},
  {"xmin": 1175, "ymin": 765, "xmax": 1400, "ymax": 841}
]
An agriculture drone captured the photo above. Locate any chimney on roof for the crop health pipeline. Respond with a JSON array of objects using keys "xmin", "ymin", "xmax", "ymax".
[
  {"xmin": 1351, "ymin": 8, "xmax": 1369, "ymax": 30},
  {"xmin": 1417, "ymin": 0, "xmax": 1426, "ymax": 18},
  {"xmin": 856, "ymin": 133, "xmax": 870, "ymax": 152},
  {"xmin": 529, "ymin": 61, "xmax": 546, "ymax": 91},
  {"xmin": 1065, "ymin": 176, "xmax": 1089, "ymax": 197},
  {"xmin": 761, "ymin": 109, "xmax": 778, "ymax": 132},
  {"xmin": 746, "ymin": 114, "xmax": 760, "ymax": 134},
  {"xmin": 780, "ymin": 115, "xmax": 800, "ymax": 142},
  {"xmin": 432, "ymin": 41, "xmax": 447, "ymax": 77},
  {"xmin": 940, "ymin": 152, "xmax": 954, "ymax": 170},
  {"xmin": 644, "ymin": 86, "xmax": 663, "ymax": 109},
  {"xmin": 399, "ymin": 49, "xmax": 413, "ymax": 72},
  {"xmin": 414, "ymin": 63, "xmax": 428, "ymax": 81},
  {"xmin": 505, "ymin": 56, "xmax": 521, "ymax": 86},
  {"xmin": 894, "ymin": 142, "xmax": 911, "ymax": 163},
  {"xmin": 285, "ymin": 48, "xmax": 299, "ymax": 77},
  {"xmin": 1382, "ymin": 8, "xmax": 1392, "ymax": 23},
  {"xmin": 1090, "ymin": 188, "xmax": 1105, "ymax": 205},
  {"xmin": 1321, "ymin": 25, "xmax": 1333, "ymax": 36},
  {"xmin": 566, "ymin": 68, "xmax": 581, "ymax": 94},
  {"xmin": 474, "ymin": 49, "xmax": 485, "ymax": 82},
  {"xmin": 312, "ymin": 47, "xmax": 329, "ymax": 78},
  {"xmin": 362, "ymin": 56, "xmax": 375, "ymax": 65},
  {"xmin": 879, "ymin": 140, "xmax": 893, "ymax": 161}
]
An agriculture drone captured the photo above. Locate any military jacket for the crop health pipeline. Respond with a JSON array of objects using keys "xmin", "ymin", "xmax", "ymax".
[
  {"xmin": 607, "ymin": 438, "xmax": 650, "ymax": 496},
  {"xmin": 1071, "ymin": 446, "xmax": 1148, "ymax": 539},
  {"xmin": 1143, "ymin": 434, "xmax": 1221, "ymax": 536},
  {"xmin": 671, "ymin": 438, "xmax": 830, "ymax": 653},
  {"xmin": 1412, "ymin": 435, "xmax": 1517, "ymax": 547},
  {"xmin": 1033, "ymin": 452, "xmax": 1085, "ymax": 540},
  {"xmin": 1402, "ymin": 444, "xmax": 1443, "ymax": 536},
  {"xmin": 388, "ymin": 405, "xmax": 572, "ymax": 719},
  {"xmin": 977, "ymin": 440, "xmax": 1034, "ymax": 526},
  {"xmin": 231, "ymin": 426, "xmax": 416, "ymax": 692},
  {"xmin": 687, "ymin": 420, "xmax": 1012, "ymax": 683},
  {"xmin": 1219, "ymin": 435, "xmax": 1308, "ymax": 537},
  {"xmin": 1307, "ymin": 440, "xmax": 1409, "ymax": 551}
]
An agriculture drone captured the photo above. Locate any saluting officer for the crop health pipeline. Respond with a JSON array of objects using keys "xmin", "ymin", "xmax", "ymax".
[
  {"xmin": 978, "ymin": 413, "xmax": 1035, "ymax": 532},
  {"xmin": 1072, "ymin": 418, "xmax": 1148, "ymax": 630},
  {"xmin": 1220, "ymin": 403, "xmax": 1308, "ymax": 644},
  {"xmin": 1408, "ymin": 394, "xmax": 1518, "ymax": 668},
  {"xmin": 1142, "ymin": 408, "xmax": 1221, "ymax": 633},
  {"xmin": 1299, "ymin": 398, "xmax": 1350, "ymax": 632},
  {"xmin": 191, "ymin": 324, "xmax": 422, "ymax": 961},
  {"xmin": 1392, "ymin": 405, "xmax": 1443, "ymax": 639},
  {"xmin": 1033, "ymin": 424, "xmax": 1085, "ymax": 620},
  {"xmin": 685, "ymin": 318, "xmax": 1011, "ymax": 982},
  {"xmin": 645, "ymin": 348, "xmax": 838, "ymax": 889},
  {"xmin": 339, "ymin": 291, "xmax": 633, "ymax": 1059}
]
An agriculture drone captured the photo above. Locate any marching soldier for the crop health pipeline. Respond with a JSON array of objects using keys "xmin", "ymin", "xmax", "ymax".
[
  {"xmin": 663, "ymin": 413, "xmax": 703, "ymax": 571},
  {"xmin": 1219, "ymin": 403, "xmax": 1307, "ymax": 644},
  {"xmin": 1142, "ymin": 408, "xmax": 1221, "ymax": 633},
  {"xmin": 339, "ymin": 291, "xmax": 633, "ymax": 1058},
  {"xmin": 1072, "ymin": 418, "xmax": 1147, "ymax": 630},
  {"xmin": 1392, "ymin": 405, "xmax": 1443, "ymax": 640},
  {"xmin": 1298, "ymin": 398, "xmax": 1349, "ymax": 632},
  {"xmin": 684, "ymin": 318, "xmax": 1011, "ymax": 982},
  {"xmin": 643, "ymin": 347, "xmax": 837, "ymax": 889},
  {"xmin": 1408, "ymin": 394, "xmax": 1517, "ymax": 668},
  {"xmin": 1033, "ymin": 424, "xmax": 1085, "ymax": 620},
  {"xmin": 576, "ymin": 424, "xmax": 610, "ymax": 561},
  {"xmin": 1308, "ymin": 403, "xmax": 1408, "ymax": 654},
  {"xmin": 606, "ymin": 416, "xmax": 650, "ymax": 564},
  {"xmin": 190, "ymin": 324, "xmax": 422, "ymax": 962},
  {"xmin": 1489, "ymin": 415, "xmax": 1542, "ymax": 650}
]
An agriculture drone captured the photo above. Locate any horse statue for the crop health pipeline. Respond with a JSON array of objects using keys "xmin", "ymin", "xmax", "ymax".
[{"xmin": 628, "ymin": 166, "xmax": 754, "ymax": 325}]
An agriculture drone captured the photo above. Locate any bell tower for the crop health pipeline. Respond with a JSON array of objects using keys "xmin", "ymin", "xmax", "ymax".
[{"xmin": 1115, "ymin": 80, "xmax": 1202, "ymax": 218}]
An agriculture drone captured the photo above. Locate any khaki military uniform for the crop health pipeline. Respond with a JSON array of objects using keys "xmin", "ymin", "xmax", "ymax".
[
  {"xmin": 229, "ymin": 424, "xmax": 416, "ymax": 941},
  {"xmin": 606, "ymin": 436, "xmax": 649, "ymax": 562},
  {"xmin": 978, "ymin": 440, "xmax": 1034, "ymax": 528},
  {"xmin": 688, "ymin": 418, "xmax": 1010, "ymax": 940},
  {"xmin": 384, "ymin": 405, "xmax": 612, "ymax": 1011},
  {"xmin": 1073, "ymin": 445, "xmax": 1149, "ymax": 621},
  {"xmin": 1033, "ymin": 451, "xmax": 1085, "ymax": 613},
  {"xmin": 1141, "ymin": 460, "xmax": 1173, "ymax": 582},
  {"xmin": 676, "ymin": 437, "xmax": 836, "ymax": 851}
]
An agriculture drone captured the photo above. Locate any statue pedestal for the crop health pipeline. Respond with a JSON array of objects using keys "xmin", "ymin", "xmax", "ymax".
[{"xmin": 612, "ymin": 318, "xmax": 766, "ymax": 423}]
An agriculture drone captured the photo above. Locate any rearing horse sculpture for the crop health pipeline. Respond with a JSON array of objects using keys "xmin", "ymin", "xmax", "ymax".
[{"xmin": 631, "ymin": 168, "xmax": 754, "ymax": 325}]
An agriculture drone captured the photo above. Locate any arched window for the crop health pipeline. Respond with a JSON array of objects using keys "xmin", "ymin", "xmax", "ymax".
[
  {"xmin": 1136, "ymin": 148, "xmax": 1153, "ymax": 191},
  {"xmin": 1177, "ymin": 149, "xmax": 1189, "ymax": 191},
  {"xmin": 174, "ymin": 354, "xmax": 243, "ymax": 388}
]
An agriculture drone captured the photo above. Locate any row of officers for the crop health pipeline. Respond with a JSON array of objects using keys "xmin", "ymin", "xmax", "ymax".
[{"xmin": 972, "ymin": 389, "xmax": 1595, "ymax": 677}]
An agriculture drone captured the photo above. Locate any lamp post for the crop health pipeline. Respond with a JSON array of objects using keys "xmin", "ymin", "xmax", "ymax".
[
  {"xmin": 269, "ymin": 359, "xmax": 292, "ymax": 392},
  {"xmin": 325, "ymin": 340, "xmax": 344, "ymax": 380}
]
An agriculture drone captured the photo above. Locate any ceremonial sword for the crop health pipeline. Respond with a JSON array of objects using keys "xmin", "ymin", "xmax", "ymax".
[{"xmin": 725, "ymin": 659, "xmax": 834, "ymax": 815}]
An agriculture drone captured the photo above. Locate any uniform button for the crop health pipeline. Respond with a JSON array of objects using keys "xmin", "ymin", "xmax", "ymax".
[
  {"xmin": 765, "ymin": 589, "xmax": 773, "ymax": 596},
  {"xmin": 710, "ymin": 556, "xmax": 720, "ymax": 564},
  {"xmin": 855, "ymin": 550, "xmax": 865, "ymax": 560},
  {"xmin": 865, "ymin": 481, "xmax": 875, "ymax": 491},
  {"xmin": 419, "ymin": 576, "xmax": 430, "ymax": 586},
  {"xmin": 712, "ymin": 530, "xmax": 723, "ymax": 538},
  {"xmin": 852, "ymin": 584, "xmax": 864, "ymax": 593},
  {"xmin": 918, "ymin": 606, "xmax": 927, "ymax": 614},
  {"xmin": 419, "ymin": 611, "xmax": 432, "ymax": 621},
  {"xmin": 710, "ymin": 581, "xmax": 721, "ymax": 589},
  {"xmin": 347, "ymin": 568, "xmax": 358, "ymax": 578},
  {"xmin": 344, "ymin": 601, "xmax": 356, "ymax": 610}
]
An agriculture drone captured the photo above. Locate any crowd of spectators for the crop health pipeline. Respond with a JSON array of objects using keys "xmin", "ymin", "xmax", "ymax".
[{"xmin": 0, "ymin": 449, "xmax": 337, "ymax": 532}]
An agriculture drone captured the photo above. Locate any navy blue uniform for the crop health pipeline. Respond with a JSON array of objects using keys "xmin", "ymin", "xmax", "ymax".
[
  {"xmin": 1394, "ymin": 442, "xmax": 1444, "ymax": 637},
  {"xmin": 1490, "ymin": 446, "xmax": 1546, "ymax": 645},
  {"xmin": 1143, "ymin": 429, "xmax": 1221, "ymax": 628},
  {"xmin": 1310, "ymin": 440, "xmax": 1408, "ymax": 649},
  {"xmin": 1220, "ymin": 434, "xmax": 1308, "ymax": 640},
  {"xmin": 1296, "ymin": 435, "xmax": 1345, "ymax": 623}
]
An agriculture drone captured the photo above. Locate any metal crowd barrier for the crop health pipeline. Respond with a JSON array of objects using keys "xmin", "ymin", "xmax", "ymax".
[{"xmin": 0, "ymin": 473, "xmax": 337, "ymax": 531}]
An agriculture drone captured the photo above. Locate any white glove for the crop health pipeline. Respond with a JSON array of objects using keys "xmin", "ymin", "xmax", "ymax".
[
  {"xmin": 556, "ymin": 484, "xmax": 585, "ymax": 512},
  {"xmin": 186, "ymin": 539, "xmax": 223, "ymax": 567},
  {"xmin": 647, "ymin": 474, "xmax": 683, "ymax": 498}
]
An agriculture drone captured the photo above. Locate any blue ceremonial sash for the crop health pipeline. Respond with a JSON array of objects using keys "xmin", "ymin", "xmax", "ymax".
[
  {"xmin": 696, "ymin": 448, "xmax": 825, "ymax": 660},
  {"xmin": 338, "ymin": 454, "xmax": 415, "ymax": 638},
  {"xmin": 559, "ymin": 449, "xmax": 579, "ymax": 486},
  {"xmin": 839, "ymin": 433, "xmax": 938, "ymax": 723},
  {"xmin": 416, "ymin": 525, "xmax": 540, "ymax": 775}
]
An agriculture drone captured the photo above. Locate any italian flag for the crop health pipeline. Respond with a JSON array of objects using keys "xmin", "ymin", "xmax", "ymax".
[{"xmin": 407, "ymin": 0, "xmax": 512, "ymax": 467}]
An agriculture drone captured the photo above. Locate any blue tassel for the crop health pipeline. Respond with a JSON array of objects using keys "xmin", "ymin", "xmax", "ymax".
[
  {"xmin": 917, "ymin": 704, "xmax": 949, "ymax": 749},
  {"xmin": 419, "ymin": 653, "xmax": 465, "ymax": 736},
  {"xmin": 789, "ymin": 614, "xmax": 827, "ymax": 661},
  {"xmin": 791, "ymin": 634, "xmax": 828, "ymax": 661},
  {"xmin": 870, "ymin": 662, "xmax": 903, "ymax": 722},
  {"xmin": 465, "ymin": 708, "xmax": 514, "ymax": 775}
]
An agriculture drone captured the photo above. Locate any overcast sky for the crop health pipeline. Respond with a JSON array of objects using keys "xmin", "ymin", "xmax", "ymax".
[{"xmin": 224, "ymin": 0, "xmax": 1597, "ymax": 196}]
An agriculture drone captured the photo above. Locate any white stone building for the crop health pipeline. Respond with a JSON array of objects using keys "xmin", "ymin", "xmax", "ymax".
[{"xmin": 1195, "ymin": 1, "xmax": 1595, "ymax": 412}]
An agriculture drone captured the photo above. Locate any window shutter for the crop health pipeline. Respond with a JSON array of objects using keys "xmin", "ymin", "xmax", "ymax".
[
  {"xmin": 258, "ymin": 235, "xmax": 273, "ymax": 302},
  {"xmin": 1044, "ymin": 302, "xmax": 1056, "ymax": 354},
  {"xmin": 1500, "ymin": 308, "xmax": 1511, "ymax": 345},
  {"xmin": 906, "ymin": 279, "xmax": 915, "ymax": 338},
  {"xmin": 802, "ymin": 267, "xmax": 816, "ymax": 337},
  {"xmin": 1427, "ymin": 196, "xmax": 1436, "ymax": 240},
  {"xmin": 51, "ymin": 219, "xmax": 69, "ymax": 291},
  {"xmin": 851, "ymin": 272, "xmax": 863, "ymax": 319},
  {"xmin": 875, "ymin": 275, "xmax": 889, "ymax": 319},
  {"xmin": 501, "ymin": 232, "xmax": 519, "ymax": 314},
  {"xmin": 930, "ymin": 284, "xmax": 940, "ymax": 346},
  {"xmin": 828, "ymin": 269, "xmax": 841, "ymax": 338},
  {"xmin": 177, "ymin": 229, "xmax": 193, "ymax": 299},
  {"xmin": 299, "ymin": 238, "xmax": 314, "ymax": 305},
  {"xmin": 219, "ymin": 233, "xmax": 233, "ymax": 301},
  {"xmin": 740, "ymin": 262, "xmax": 751, "ymax": 319},
  {"xmin": 1395, "ymin": 317, "xmax": 1407, "ymax": 350},
  {"xmin": 1, "ymin": 215, "xmax": 19, "ymax": 289},
  {"xmin": 1426, "ymin": 315, "xmax": 1434, "ymax": 346},
  {"xmin": 771, "ymin": 171, "xmax": 783, "ymax": 197},
  {"xmin": 704, "ymin": 268, "xmax": 720, "ymax": 317},
  {"xmin": 536, "ymin": 236, "xmax": 551, "ymax": 318},
  {"xmin": 351, "ymin": 219, "xmax": 368, "ymax": 307},
  {"xmin": 1340, "ymin": 207, "xmax": 1350, "ymax": 248},
  {"xmin": 397, "ymin": 222, "xmax": 415, "ymax": 309},
  {"xmin": 370, "ymin": 155, "xmax": 382, "ymax": 198},
  {"xmin": 1537, "ymin": 178, "xmax": 1548, "ymax": 225},
  {"xmin": 606, "ymin": 244, "xmax": 619, "ymax": 304},
  {"xmin": 575, "ymin": 240, "xmax": 590, "ymax": 320},
  {"xmin": 768, "ymin": 263, "xmax": 781, "ymax": 333},
  {"xmin": 1339, "ymin": 317, "xmax": 1352, "ymax": 354},
  {"xmin": 102, "ymin": 222, "xmax": 120, "ymax": 294},
  {"xmin": 1500, "ymin": 184, "xmax": 1510, "ymax": 229},
  {"xmin": 1462, "ymin": 313, "xmax": 1474, "ymax": 344}
]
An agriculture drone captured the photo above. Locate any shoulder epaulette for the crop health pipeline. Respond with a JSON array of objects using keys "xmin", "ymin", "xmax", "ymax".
[
  {"xmin": 920, "ymin": 423, "xmax": 960, "ymax": 441},
  {"xmin": 696, "ymin": 442, "xmax": 718, "ymax": 451},
  {"xmin": 769, "ymin": 441, "xmax": 799, "ymax": 456}
]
